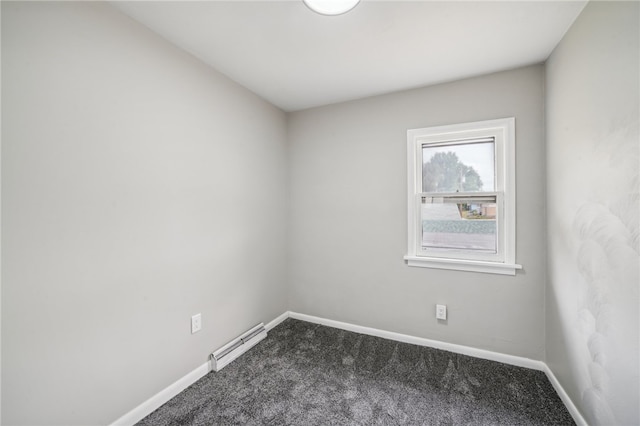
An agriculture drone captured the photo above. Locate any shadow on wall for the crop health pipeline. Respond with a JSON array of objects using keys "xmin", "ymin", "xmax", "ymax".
[{"xmin": 572, "ymin": 119, "xmax": 639, "ymax": 425}]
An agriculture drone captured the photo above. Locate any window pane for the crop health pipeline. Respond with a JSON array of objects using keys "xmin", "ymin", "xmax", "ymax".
[
  {"xmin": 421, "ymin": 200, "xmax": 497, "ymax": 253},
  {"xmin": 422, "ymin": 142, "xmax": 494, "ymax": 192}
]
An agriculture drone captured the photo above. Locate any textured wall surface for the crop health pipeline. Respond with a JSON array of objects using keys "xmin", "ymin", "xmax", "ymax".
[
  {"xmin": 1, "ymin": 2, "xmax": 287, "ymax": 424},
  {"xmin": 288, "ymin": 66, "xmax": 547, "ymax": 360},
  {"xmin": 546, "ymin": 2, "xmax": 639, "ymax": 425}
]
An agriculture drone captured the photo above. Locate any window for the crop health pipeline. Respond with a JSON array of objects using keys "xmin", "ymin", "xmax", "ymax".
[{"xmin": 404, "ymin": 118, "xmax": 521, "ymax": 275}]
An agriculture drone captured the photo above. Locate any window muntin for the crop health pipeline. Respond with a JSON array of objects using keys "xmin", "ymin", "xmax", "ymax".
[{"xmin": 405, "ymin": 118, "xmax": 520, "ymax": 275}]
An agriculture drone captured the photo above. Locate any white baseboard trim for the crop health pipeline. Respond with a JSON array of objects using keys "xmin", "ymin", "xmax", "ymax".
[
  {"xmin": 110, "ymin": 361, "xmax": 210, "ymax": 426},
  {"xmin": 289, "ymin": 312, "xmax": 544, "ymax": 371},
  {"xmin": 265, "ymin": 311, "xmax": 289, "ymax": 331},
  {"xmin": 288, "ymin": 312, "xmax": 585, "ymax": 426},
  {"xmin": 543, "ymin": 363, "xmax": 587, "ymax": 426},
  {"xmin": 111, "ymin": 311, "xmax": 289, "ymax": 426},
  {"xmin": 111, "ymin": 310, "xmax": 585, "ymax": 426}
]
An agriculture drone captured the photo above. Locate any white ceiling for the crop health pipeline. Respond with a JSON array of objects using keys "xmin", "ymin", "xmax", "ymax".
[{"xmin": 112, "ymin": 0, "xmax": 587, "ymax": 112}]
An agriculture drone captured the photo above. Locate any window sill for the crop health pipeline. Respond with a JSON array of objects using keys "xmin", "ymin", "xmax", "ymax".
[{"xmin": 404, "ymin": 255, "xmax": 522, "ymax": 276}]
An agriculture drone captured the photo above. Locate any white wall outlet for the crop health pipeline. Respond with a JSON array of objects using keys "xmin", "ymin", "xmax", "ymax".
[
  {"xmin": 191, "ymin": 313, "xmax": 202, "ymax": 334},
  {"xmin": 436, "ymin": 304, "xmax": 447, "ymax": 320}
]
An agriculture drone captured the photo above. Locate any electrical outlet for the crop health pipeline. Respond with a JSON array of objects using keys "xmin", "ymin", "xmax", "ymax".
[
  {"xmin": 436, "ymin": 304, "xmax": 447, "ymax": 320},
  {"xmin": 191, "ymin": 313, "xmax": 202, "ymax": 334}
]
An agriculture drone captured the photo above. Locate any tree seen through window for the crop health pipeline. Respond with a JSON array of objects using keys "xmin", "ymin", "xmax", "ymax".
[{"xmin": 422, "ymin": 151, "xmax": 484, "ymax": 193}]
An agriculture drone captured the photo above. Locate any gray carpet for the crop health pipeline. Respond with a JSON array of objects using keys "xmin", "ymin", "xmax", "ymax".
[{"xmin": 138, "ymin": 319, "xmax": 574, "ymax": 425}]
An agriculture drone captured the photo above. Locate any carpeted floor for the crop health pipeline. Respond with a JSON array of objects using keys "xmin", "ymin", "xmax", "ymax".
[{"xmin": 138, "ymin": 319, "xmax": 574, "ymax": 425}]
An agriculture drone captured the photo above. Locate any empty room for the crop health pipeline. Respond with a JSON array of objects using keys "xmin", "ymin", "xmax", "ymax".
[{"xmin": 1, "ymin": 0, "xmax": 638, "ymax": 425}]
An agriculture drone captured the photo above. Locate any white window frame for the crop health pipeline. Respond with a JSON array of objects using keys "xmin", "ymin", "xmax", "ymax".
[{"xmin": 404, "ymin": 118, "xmax": 522, "ymax": 275}]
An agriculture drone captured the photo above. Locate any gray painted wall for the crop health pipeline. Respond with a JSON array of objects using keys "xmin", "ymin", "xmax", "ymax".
[
  {"xmin": 1, "ymin": 2, "xmax": 288, "ymax": 424},
  {"xmin": 545, "ymin": 2, "xmax": 639, "ymax": 425},
  {"xmin": 287, "ymin": 66, "xmax": 547, "ymax": 360},
  {"xmin": 3, "ymin": 1, "xmax": 637, "ymax": 425}
]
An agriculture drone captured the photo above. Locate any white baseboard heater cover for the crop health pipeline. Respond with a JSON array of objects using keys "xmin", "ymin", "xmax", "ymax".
[{"xmin": 210, "ymin": 322, "xmax": 267, "ymax": 372}]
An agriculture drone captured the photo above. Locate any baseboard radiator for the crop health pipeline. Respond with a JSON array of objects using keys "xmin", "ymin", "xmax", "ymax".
[{"xmin": 210, "ymin": 323, "xmax": 267, "ymax": 372}]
